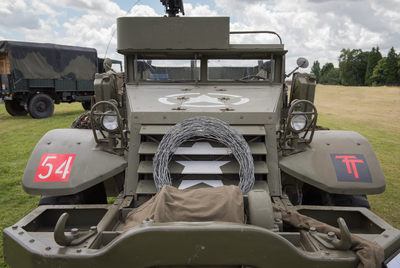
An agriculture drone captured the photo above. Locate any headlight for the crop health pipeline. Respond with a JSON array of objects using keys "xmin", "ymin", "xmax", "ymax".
[
  {"xmin": 101, "ymin": 114, "xmax": 118, "ymax": 132},
  {"xmin": 290, "ymin": 114, "xmax": 307, "ymax": 132}
]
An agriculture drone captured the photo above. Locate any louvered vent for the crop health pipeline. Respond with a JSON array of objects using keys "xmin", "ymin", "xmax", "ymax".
[{"xmin": 136, "ymin": 125, "xmax": 268, "ymax": 194}]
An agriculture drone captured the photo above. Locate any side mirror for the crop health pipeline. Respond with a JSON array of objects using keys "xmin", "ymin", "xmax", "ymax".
[
  {"xmin": 286, "ymin": 57, "xmax": 309, "ymax": 78},
  {"xmin": 296, "ymin": 57, "xmax": 309, "ymax": 68}
]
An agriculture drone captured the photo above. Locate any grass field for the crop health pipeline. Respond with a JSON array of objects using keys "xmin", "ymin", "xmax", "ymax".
[
  {"xmin": 0, "ymin": 102, "xmax": 84, "ymax": 268},
  {"xmin": 314, "ymin": 85, "xmax": 400, "ymax": 228},
  {"xmin": 0, "ymin": 85, "xmax": 399, "ymax": 267}
]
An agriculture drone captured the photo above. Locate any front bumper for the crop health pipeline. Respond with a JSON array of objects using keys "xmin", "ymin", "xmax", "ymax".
[{"xmin": 3, "ymin": 205, "xmax": 400, "ymax": 268}]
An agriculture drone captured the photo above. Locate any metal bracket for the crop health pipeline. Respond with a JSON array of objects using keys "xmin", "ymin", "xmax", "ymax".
[
  {"xmin": 54, "ymin": 213, "xmax": 97, "ymax": 246},
  {"xmin": 309, "ymin": 217, "xmax": 352, "ymax": 250}
]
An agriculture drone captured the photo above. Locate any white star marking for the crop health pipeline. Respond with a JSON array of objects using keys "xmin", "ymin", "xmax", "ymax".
[
  {"xmin": 158, "ymin": 92, "xmax": 250, "ymax": 108},
  {"xmin": 182, "ymin": 94, "xmax": 224, "ymax": 106},
  {"xmin": 159, "ymin": 93, "xmax": 199, "ymax": 105},
  {"xmin": 175, "ymin": 142, "xmax": 231, "ymax": 155},
  {"xmin": 176, "ymin": 161, "xmax": 230, "ymax": 174},
  {"xmin": 178, "ymin": 180, "xmax": 224, "ymax": 189},
  {"xmin": 208, "ymin": 93, "xmax": 250, "ymax": 105}
]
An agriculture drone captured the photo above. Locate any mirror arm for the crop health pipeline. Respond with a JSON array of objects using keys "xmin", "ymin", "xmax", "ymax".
[{"xmin": 285, "ymin": 66, "xmax": 300, "ymax": 78}]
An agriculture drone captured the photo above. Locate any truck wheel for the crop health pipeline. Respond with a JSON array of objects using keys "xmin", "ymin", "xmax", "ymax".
[
  {"xmin": 38, "ymin": 183, "xmax": 107, "ymax": 205},
  {"xmin": 28, "ymin": 94, "xmax": 54, "ymax": 119},
  {"xmin": 4, "ymin": 100, "xmax": 28, "ymax": 116},
  {"xmin": 82, "ymin": 101, "xmax": 91, "ymax": 111}
]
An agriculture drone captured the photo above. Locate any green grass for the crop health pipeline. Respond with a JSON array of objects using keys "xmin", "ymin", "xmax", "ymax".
[
  {"xmin": 0, "ymin": 103, "xmax": 84, "ymax": 268},
  {"xmin": 0, "ymin": 86, "xmax": 399, "ymax": 267}
]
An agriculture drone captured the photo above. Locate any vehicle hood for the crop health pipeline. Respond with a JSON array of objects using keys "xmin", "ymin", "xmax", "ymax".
[{"xmin": 126, "ymin": 83, "xmax": 282, "ymax": 125}]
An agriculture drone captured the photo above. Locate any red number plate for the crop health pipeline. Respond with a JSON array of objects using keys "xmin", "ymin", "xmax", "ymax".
[{"xmin": 34, "ymin": 154, "xmax": 76, "ymax": 182}]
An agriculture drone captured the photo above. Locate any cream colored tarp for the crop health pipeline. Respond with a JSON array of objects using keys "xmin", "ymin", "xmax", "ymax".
[{"xmin": 123, "ymin": 185, "xmax": 244, "ymax": 231}]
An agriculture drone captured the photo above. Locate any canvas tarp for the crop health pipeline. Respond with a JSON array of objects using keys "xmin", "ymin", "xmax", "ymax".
[
  {"xmin": 123, "ymin": 185, "xmax": 244, "ymax": 231},
  {"xmin": 0, "ymin": 41, "xmax": 97, "ymax": 80},
  {"xmin": 273, "ymin": 205, "xmax": 384, "ymax": 268}
]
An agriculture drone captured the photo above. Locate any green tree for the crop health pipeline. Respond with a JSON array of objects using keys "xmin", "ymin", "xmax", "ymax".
[
  {"xmin": 338, "ymin": 48, "xmax": 369, "ymax": 86},
  {"xmin": 384, "ymin": 47, "xmax": 399, "ymax": 85},
  {"xmin": 370, "ymin": 58, "xmax": 387, "ymax": 86},
  {"xmin": 321, "ymin": 68, "xmax": 340, "ymax": 85},
  {"xmin": 311, "ymin": 60, "xmax": 321, "ymax": 83},
  {"xmin": 365, "ymin": 47, "xmax": 382, "ymax": 86},
  {"xmin": 320, "ymin": 62, "xmax": 334, "ymax": 78},
  {"xmin": 398, "ymin": 58, "xmax": 400, "ymax": 80},
  {"xmin": 319, "ymin": 62, "xmax": 339, "ymax": 84}
]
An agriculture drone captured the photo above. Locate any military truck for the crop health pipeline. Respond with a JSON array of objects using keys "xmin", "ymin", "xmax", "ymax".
[
  {"xmin": 3, "ymin": 4, "xmax": 400, "ymax": 268},
  {"xmin": 0, "ymin": 41, "xmax": 121, "ymax": 118}
]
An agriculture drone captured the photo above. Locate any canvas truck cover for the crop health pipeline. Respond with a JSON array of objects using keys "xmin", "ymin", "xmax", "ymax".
[{"xmin": 0, "ymin": 41, "xmax": 97, "ymax": 80}]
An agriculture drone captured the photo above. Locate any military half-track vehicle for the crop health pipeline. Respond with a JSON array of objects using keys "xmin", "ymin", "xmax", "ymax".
[{"xmin": 3, "ymin": 5, "xmax": 400, "ymax": 268}]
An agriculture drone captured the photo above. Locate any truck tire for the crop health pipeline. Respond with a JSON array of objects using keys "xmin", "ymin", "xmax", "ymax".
[
  {"xmin": 4, "ymin": 100, "xmax": 28, "ymax": 116},
  {"xmin": 82, "ymin": 101, "xmax": 91, "ymax": 111},
  {"xmin": 28, "ymin": 94, "xmax": 54, "ymax": 119}
]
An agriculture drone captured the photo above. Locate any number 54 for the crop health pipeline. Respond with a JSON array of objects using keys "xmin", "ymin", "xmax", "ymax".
[{"xmin": 34, "ymin": 154, "xmax": 76, "ymax": 182}]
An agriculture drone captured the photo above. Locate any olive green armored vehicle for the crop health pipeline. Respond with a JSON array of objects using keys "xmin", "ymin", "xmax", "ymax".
[{"xmin": 3, "ymin": 2, "xmax": 400, "ymax": 268}]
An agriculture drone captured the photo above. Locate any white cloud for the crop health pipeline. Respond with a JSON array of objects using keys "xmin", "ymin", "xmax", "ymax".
[
  {"xmin": 212, "ymin": 0, "xmax": 400, "ymax": 71},
  {"xmin": 42, "ymin": 0, "xmax": 123, "ymax": 17},
  {"xmin": 1, "ymin": 0, "xmax": 399, "ymax": 74},
  {"xmin": 127, "ymin": 5, "xmax": 159, "ymax": 16},
  {"xmin": 0, "ymin": 0, "xmax": 40, "ymax": 30},
  {"xmin": 23, "ymin": 19, "xmax": 58, "ymax": 42},
  {"xmin": 183, "ymin": 3, "xmax": 219, "ymax": 16},
  {"xmin": 30, "ymin": 0, "xmax": 61, "ymax": 16},
  {"xmin": 0, "ymin": 0, "xmax": 28, "ymax": 14}
]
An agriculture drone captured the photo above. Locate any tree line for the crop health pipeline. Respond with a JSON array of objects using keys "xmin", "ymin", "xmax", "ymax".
[{"xmin": 311, "ymin": 47, "xmax": 400, "ymax": 86}]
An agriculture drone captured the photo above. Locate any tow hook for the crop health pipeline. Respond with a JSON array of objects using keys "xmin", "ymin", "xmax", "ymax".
[
  {"xmin": 54, "ymin": 212, "xmax": 97, "ymax": 246},
  {"xmin": 309, "ymin": 217, "xmax": 352, "ymax": 250}
]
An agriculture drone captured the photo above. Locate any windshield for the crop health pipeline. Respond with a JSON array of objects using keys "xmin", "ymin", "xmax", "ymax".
[
  {"xmin": 134, "ymin": 58, "xmax": 274, "ymax": 82},
  {"xmin": 208, "ymin": 59, "xmax": 273, "ymax": 81},
  {"xmin": 136, "ymin": 59, "xmax": 199, "ymax": 81}
]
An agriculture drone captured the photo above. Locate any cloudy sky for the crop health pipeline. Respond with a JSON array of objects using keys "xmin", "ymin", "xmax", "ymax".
[{"xmin": 1, "ymin": 0, "xmax": 399, "ymax": 72}]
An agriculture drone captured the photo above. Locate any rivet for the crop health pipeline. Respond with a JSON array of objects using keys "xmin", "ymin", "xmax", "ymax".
[
  {"xmin": 328, "ymin": 232, "xmax": 335, "ymax": 239},
  {"xmin": 76, "ymin": 249, "xmax": 82, "ymax": 253},
  {"xmin": 309, "ymin": 227, "xmax": 316, "ymax": 232},
  {"xmin": 71, "ymin": 228, "xmax": 79, "ymax": 235},
  {"xmin": 47, "ymin": 141, "xmax": 51, "ymax": 145},
  {"xmin": 12, "ymin": 226, "xmax": 18, "ymax": 230},
  {"xmin": 383, "ymin": 234, "xmax": 389, "ymax": 238},
  {"xmin": 90, "ymin": 226, "xmax": 97, "ymax": 231},
  {"xmin": 29, "ymin": 239, "xmax": 35, "ymax": 243},
  {"xmin": 77, "ymin": 142, "xmax": 81, "ymax": 145},
  {"xmin": 45, "ymin": 247, "xmax": 51, "ymax": 251},
  {"xmin": 357, "ymin": 142, "xmax": 361, "ymax": 146},
  {"xmin": 18, "ymin": 231, "xmax": 24, "ymax": 235},
  {"xmin": 326, "ymin": 143, "xmax": 330, "ymax": 146}
]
